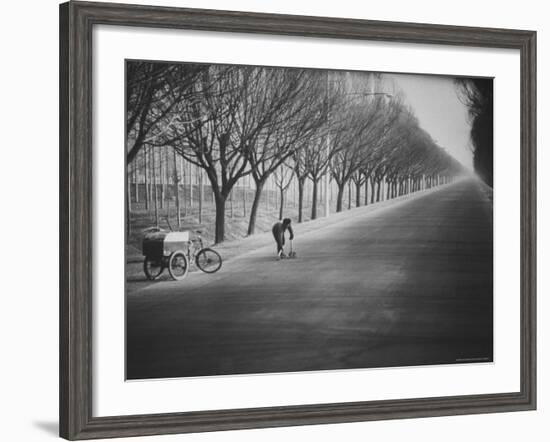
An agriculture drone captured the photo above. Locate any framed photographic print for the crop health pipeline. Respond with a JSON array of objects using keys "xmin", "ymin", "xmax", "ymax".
[{"xmin": 59, "ymin": 1, "xmax": 536, "ymax": 439}]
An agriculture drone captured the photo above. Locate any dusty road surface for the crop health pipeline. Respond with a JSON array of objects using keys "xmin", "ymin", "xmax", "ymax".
[{"xmin": 127, "ymin": 178, "xmax": 493, "ymax": 379}]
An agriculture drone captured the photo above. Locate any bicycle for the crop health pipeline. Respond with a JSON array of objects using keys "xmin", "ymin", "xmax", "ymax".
[{"xmin": 184, "ymin": 230, "xmax": 223, "ymax": 276}]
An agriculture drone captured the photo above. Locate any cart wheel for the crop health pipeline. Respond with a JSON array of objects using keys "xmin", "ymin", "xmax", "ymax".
[
  {"xmin": 143, "ymin": 257, "xmax": 163, "ymax": 281},
  {"xmin": 168, "ymin": 251, "xmax": 189, "ymax": 281},
  {"xmin": 195, "ymin": 248, "xmax": 222, "ymax": 273}
]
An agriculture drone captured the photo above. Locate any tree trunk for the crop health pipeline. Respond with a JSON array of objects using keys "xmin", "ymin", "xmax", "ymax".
[
  {"xmin": 376, "ymin": 180, "xmax": 381, "ymax": 202},
  {"xmin": 160, "ymin": 148, "xmax": 165, "ymax": 210},
  {"xmin": 292, "ymin": 177, "xmax": 296, "ymax": 207},
  {"xmin": 214, "ymin": 193, "xmax": 226, "ymax": 244},
  {"xmin": 355, "ymin": 182, "xmax": 361, "ymax": 207},
  {"xmin": 364, "ymin": 180, "xmax": 369, "ymax": 205},
  {"xmin": 172, "ymin": 149, "xmax": 181, "ymax": 228},
  {"xmin": 247, "ymin": 180, "xmax": 265, "ymax": 235},
  {"xmin": 336, "ymin": 183, "xmax": 345, "ymax": 212},
  {"xmin": 279, "ymin": 187, "xmax": 284, "ymax": 220},
  {"xmin": 386, "ymin": 180, "xmax": 391, "ymax": 200},
  {"xmin": 297, "ymin": 178, "xmax": 305, "ymax": 223},
  {"xmin": 198, "ymin": 169, "xmax": 203, "ymax": 224},
  {"xmin": 189, "ymin": 162, "xmax": 193, "ymax": 209},
  {"xmin": 133, "ymin": 160, "xmax": 139, "ymax": 203},
  {"xmin": 242, "ymin": 177, "xmax": 247, "ymax": 218},
  {"xmin": 179, "ymin": 155, "xmax": 184, "ymax": 212},
  {"xmin": 348, "ymin": 181, "xmax": 352, "ymax": 210},
  {"xmin": 126, "ymin": 170, "xmax": 131, "ymax": 243},
  {"xmin": 265, "ymin": 178, "xmax": 269, "ymax": 211},
  {"xmin": 152, "ymin": 149, "xmax": 159, "ymax": 227},
  {"xmin": 150, "ymin": 149, "xmax": 155, "ymax": 211},
  {"xmin": 144, "ymin": 147, "xmax": 149, "ymax": 211},
  {"xmin": 370, "ymin": 177, "xmax": 376, "ymax": 204},
  {"xmin": 127, "ymin": 169, "xmax": 132, "ymax": 215},
  {"xmin": 311, "ymin": 179, "xmax": 319, "ymax": 220},
  {"xmin": 275, "ymin": 182, "xmax": 279, "ymax": 214}
]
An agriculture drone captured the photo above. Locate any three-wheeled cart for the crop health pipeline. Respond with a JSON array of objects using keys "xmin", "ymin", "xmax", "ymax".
[{"xmin": 142, "ymin": 231, "xmax": 190, "ymax": 281}]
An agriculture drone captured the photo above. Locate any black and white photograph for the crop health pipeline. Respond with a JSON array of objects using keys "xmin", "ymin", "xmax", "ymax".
[
  {"xmin": 125, "ymin": 60, "xmax": 494, "ymax": 380},
  {"xmin": 1, "ymin": 0, "xmax": 544, "ymax": 439}
]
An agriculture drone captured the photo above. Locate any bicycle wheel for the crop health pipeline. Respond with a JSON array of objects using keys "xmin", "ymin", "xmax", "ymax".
[
  {"xmin": 168, "ymin": 251, "xmax": 189, "ymax": 281},
  {"xmin": 195, "ymin": 248, "xmax": 222, "ymax": 273},
  {"xmin": 143, "ymin": 257, "xmax": 163, "ymax": 281}
]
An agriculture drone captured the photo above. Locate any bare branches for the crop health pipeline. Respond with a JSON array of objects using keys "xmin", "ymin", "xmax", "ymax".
[
  {"xmin": 126, "ymin": 62, "xmax": 207, "ymax": 164},
  {"xmin": 127, "ymin": 61, "xmax": 468, "ymax": 242}
]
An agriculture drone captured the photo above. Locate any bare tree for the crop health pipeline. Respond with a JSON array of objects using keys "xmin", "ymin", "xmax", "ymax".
[
  {"xmin": 128, "ymin": 62, "xmax": 467, "ymax": 243},
  {"xmin": 171, "ymin": 147, "xmax": 182, "ymax": 228},
  {"xmin": 304, "ymin": 137, "xmax": 334, "ymax": 220},
  {"xmin": 351, "ymin": 170, "xmax": 368, "ymax": 207},
  {"xmin": 291, "ymin": 150, "xmax": 309, "ymax": 223},
  {"xmin": 152, "ymin": 148, "xmax": 159, "ymax": 227},
  {"xmin": 159, "ymin": 66, "xmax": 318, "ymax": 243},
  {"xmin": 126, "ymin": 62, "xmax": 207, "ymax": 165},
  {"xmin": 330, "ymin": 96, "xmax": 390, "ymax": 212},
  {"xmin": 273, "ymin": 164, "xmax": 294, "ymax": 220},
  {"xmin": 245, "ymin": 69, "xmax": 330, "ymax": 234}
]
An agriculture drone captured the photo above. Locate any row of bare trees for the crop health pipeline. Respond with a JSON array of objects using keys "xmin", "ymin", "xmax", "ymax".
[{"xmin": 127, "ymin": 61, "xmax": 465, "ymax": 243}]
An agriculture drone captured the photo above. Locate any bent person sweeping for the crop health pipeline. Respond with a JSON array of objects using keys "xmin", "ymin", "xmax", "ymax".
[{"xmin": 272, "ymin": 218, "xmax": 295, "ymax": 259}]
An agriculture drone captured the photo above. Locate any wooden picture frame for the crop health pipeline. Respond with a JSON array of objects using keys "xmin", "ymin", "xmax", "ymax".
[{"xmin": 59, "ymin": 1, "xmax": 536, "ymax": 439}]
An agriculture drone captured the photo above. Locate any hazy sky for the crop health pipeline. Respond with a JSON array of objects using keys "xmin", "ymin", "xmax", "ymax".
[{"xmin": 384, "ymin": 73, "xmax": 473, "ymax": 170}]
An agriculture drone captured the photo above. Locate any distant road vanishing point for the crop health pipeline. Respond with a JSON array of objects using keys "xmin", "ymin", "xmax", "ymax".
[{"xmin": 127, "ymin": 178, "xmax": 493, "ymax": 380}]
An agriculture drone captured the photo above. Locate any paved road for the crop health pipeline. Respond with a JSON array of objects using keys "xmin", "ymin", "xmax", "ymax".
[{"xmin": 127, "ymin": 178, "xmax": 493, "ymax": 379}]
